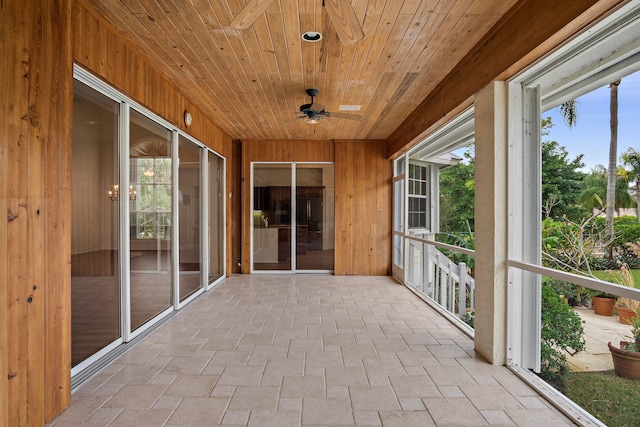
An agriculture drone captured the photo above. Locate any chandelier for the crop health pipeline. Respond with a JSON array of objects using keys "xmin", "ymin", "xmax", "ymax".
[{"xmin": 108, "ymin": 185, "xmax": 137, "ymax": 201}]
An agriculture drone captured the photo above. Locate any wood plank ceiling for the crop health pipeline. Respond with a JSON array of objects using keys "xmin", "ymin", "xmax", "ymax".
[{"xmin": 83, "ymin": 0, "xmax": 519, "ymax": 141}]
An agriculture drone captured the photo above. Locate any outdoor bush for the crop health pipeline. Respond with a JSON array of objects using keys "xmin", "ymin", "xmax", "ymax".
[
  {"xmin": 461, "ymin": 311, "xmax": 475, "ymax": 328},
  {"xmin": 619, "ymin": 253, "xmax": 640, "ymax": 269},
  {"xmin": 540, "ymin": 283, "xmax": 585, "ymax": 389},
  {"xmin": 589, "ymin": 256, "xmax": 620, "ymax": 271},
  {"xmin": 613, "ymin": 220, "xmax": 640, "ymax": 250},
  {"xmin": 545, "ymin": 278, "xmax": 578, "ymax": 303}
]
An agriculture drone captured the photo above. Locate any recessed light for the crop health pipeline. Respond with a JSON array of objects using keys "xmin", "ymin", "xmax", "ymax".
[
  {"xmin": 85, "ymin": 120, "xmax": 99, "ymax": 125},
  {"xmin": 302, "ymin": 31, "xmax": 322, "ymax": 42},
  {"xmin": 339, "ymin": 105, "xmax": 361, "ymax": 111}
]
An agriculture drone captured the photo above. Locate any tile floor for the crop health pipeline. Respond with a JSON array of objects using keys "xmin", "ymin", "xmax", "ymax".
[{"xmin": 49, "ymin": 275, "xmax": 575, "ymax": 426}]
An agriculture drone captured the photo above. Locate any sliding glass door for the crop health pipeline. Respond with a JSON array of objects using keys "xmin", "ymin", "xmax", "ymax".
[
  {"xmin": 71, "ymin": 80, "xmax": 121, "ymax": 367},
  {"xmin": 178, "ymin": 135, "xmax": 203, "ymax": 301},
  {"xmin": 129, "ymin": 110, "xmax": 173, "ymax": 331},
  {"xmin": 252, "ymin": 163, "xmax": 334, "ymax": 272},
  {"xmin": 295, "ymin": 164, "xmax": 335, "ymax": 272},
  {"xmin": 208, "ymin": 151, "xmax": 224, "ymax": 283},
  {"xmin": 253, "ymin": 164, "xmax": 292, "ymax": 271},
  {"xmin": 71, "ymin": 67, "xmax": 227, "ymax": 374}
]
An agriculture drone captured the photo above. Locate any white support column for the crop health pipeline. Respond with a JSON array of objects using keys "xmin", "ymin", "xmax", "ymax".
[
  {"xmin": 507, "ymin": 84, "xmax": 542, "ymax": 371},
  {"xmin": 474, "ymin": 81, "xmax": 508, "ymax": 365}
]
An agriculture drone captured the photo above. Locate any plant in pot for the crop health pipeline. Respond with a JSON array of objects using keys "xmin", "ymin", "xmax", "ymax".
[
  {"xmin": 609, "ymin": 310, "xmax": 640, "ymax": 379},
  {"xmin": 592, "ymin": 292, "xmax": 616, "ymax": 316},
  {"xmin": 617, "ymin": 297, "xmax": 640, "ymax": 325},
  {"xmin": 608, "ymin": 265, "xmax": 639, "ymax": 324}
]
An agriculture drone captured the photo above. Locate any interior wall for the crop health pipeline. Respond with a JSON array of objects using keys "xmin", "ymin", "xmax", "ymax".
[
  {"xmin": 334, "ymin": 140, "xmax": 393, "ymax": 275},
  {"xmin": 1, "ymin": 1, "xmax": 74, "ymax": 425},
  {"xmin": 240, "ymin": 139, "xmax": 392, "ymax": 275},
  {"xmin": 73, "ymin": 0, "xmax": 235, "ymax": 275}
]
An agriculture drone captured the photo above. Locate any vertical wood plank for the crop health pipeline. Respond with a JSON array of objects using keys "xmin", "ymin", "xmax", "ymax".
[
  {"xmin": 44, "ymin": 0, "xmax": 73, "ymax": 420},
  {"xmin": 332, "ymin": 139, "xmax": 391, "ymax": 276},
  {"xmin": 2, "ymin": 0, "xmax": 73, "ymax": 425}
]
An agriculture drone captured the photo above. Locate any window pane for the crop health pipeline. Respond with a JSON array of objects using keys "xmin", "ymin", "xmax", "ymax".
[
  {"xmin": 178, "ymin": 135, "xmax": 203, "ymax": 302},
  {"xmin": 71, "ymin": 79, "xmax": 121, "ymax": 367},
  {"xmin": 129, "ymin": 109, "xmax": 172, "ymax": 332}
]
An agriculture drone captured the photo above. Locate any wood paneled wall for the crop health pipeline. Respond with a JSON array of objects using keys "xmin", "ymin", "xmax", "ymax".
[
  {"xmin": 1, "ymin": 1, "xmax": 74, "ymax": 425},
  {"xmin": 240, "ymin": 139, "xmax": 391, "ymax": 275},
  {"xmin": 73, "ymin": 0, "xmax": 235, "ymax": 275},
  {"xmin": 334, "ymin": 140, "xmax": 392, "ymax": 275}
]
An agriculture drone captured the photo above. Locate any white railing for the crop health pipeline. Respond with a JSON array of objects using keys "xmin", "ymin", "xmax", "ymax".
[{"xmin": 404, "ymin": 234, "xmax": 475, "ymax": 321}]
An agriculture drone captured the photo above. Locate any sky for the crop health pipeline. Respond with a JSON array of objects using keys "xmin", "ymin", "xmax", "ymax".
[{"xmin": 544, "ymin": 70, "xmax": 640, "ymax": 172}]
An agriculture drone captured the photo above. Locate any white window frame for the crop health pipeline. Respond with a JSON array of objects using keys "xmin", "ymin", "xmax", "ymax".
[
  {"xmin": 506, "ymin": 3, "xmax": 640, "ymax": 424},
  {"xmin": 407, "ymin": 162, "xmax": 431, "ymax": 231}
]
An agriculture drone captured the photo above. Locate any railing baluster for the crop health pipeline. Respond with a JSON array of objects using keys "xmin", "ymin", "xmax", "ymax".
[{"xmin": 459, "ymin": 262, "xmax": 467, "ymax": 318}]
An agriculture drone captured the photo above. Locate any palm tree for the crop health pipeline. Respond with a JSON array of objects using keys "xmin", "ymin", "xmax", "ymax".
[
  {"xmin": 621, "ymin": 147, "xmax": 640, "ymax": 221},
  {"xmin": 579, "ymin": 165, "xmax": 634, "ymax": 214},
  {"xmin": 605, "ymin": 80, "xmax": 621, "ymax": 257},
  {"xmin": 558, "ymin": 99, "xmax": 579, "ymax": 128}
]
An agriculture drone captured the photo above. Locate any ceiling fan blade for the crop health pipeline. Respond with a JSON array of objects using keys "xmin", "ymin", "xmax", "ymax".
[
  {"xmin": 279, "ymin": 116, "xmax": 305, "ymax": 127},
  {"xmin": 324, "ymin": 0, "xmax": 364, "ymax": 46},
  {"xmin": 318, "ymin": 118, "xmax": 336, "ymax": 131},
  {"xmin": 310, "ymin": 103, "xmax": 325, "ymax": 113},
  {"xmin": 326, "ymin": 112, "xmax": 364, "ymax": 121},
  {"xmin": 230, "ymin": 0, "xmax": 276, "ymax": 30}
]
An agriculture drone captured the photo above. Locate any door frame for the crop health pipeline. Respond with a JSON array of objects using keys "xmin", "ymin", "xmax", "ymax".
[{"xmin": 251, "ymin": 161, "xmax": 334, "ymax": 274}]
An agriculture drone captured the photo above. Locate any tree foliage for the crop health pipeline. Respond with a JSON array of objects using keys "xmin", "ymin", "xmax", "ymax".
[
  {"xmin": 541, "ymin": 136, "xmax": 587, "ymax": 220},
  {"xmin": 540, "ymin": 281, "xmax": 585, "ymax": 388},
  {"xmin": 579, "ymin": 165, "xmax": 635, "ymax": 214},
  {"xmin": 621, "ymin": 147, "xmax": 640, "ymax": 221},
  {"xmin": 439, "ymin": 148, "xmax": 475, "ymax": 233}
]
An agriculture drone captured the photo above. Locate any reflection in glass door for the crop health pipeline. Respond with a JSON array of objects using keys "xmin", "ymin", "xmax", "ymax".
[
  {"xmin": 296, "ymin": 164, "xmax": 334, "ymax": 271},
  {"xmin": 178, "ymin": 135, "xmax": 202, "ymax": 301},
  {"xmin": 71, "ymin": 81, "xmax": 121, "ymax": 367},
  {"xmin": 129, "ymin": 110, "xmax": 173, "ymax": 331},
  {"xmin": 208, "ymin": 151, "xmax": 224, "ymax": 283},
  {"xmin": 253, "ymin": 164, "xmax": 292, "ymax": 271}
]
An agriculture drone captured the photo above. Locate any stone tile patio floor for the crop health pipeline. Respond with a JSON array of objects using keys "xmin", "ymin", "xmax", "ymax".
[
  {"xmin": 568, "ymin": 306, "xmax": 633, "ymax": 372},
  {"xmin": 48, "ymin": 275, "xmax": 576, "ymax": 426}
]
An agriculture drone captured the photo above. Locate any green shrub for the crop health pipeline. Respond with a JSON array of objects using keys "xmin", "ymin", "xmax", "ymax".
[
  {"xmin": 461, "ymin": 311, "xmax": 474, "ymax": 328},
  {"xmin": 540, "ymin": 283, "xmax": 585, "ymax": 388}
]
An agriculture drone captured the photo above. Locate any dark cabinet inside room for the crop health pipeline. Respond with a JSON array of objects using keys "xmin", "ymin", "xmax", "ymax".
[{"xmin": 253, "ymin": 186, "xmax": 268, "ymax": 211}]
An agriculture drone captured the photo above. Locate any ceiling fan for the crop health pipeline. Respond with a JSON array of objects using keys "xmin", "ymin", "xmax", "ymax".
[
  {"xmin": 283, "ymin": 88, "xmax": 363, "ymax": 130},
  {"xmin": 230, "ymin": 0, "xmax": 364, "ymax": 46}
]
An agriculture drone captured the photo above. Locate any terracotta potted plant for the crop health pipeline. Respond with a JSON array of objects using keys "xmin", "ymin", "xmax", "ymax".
[
  {"xmin": 613, "ymin": 265, "xmax": 640, "ymax": 324},
  {"xmin": 617, "ymin": 303, "xmax": 639, "ymax": 325},
  {"xmin": 609, "ymin": 310, "xmax": 640, "ymax": 379},
  {"xmin": 592, "ymin": 293, "xmax": 616, "ymax": 316}
]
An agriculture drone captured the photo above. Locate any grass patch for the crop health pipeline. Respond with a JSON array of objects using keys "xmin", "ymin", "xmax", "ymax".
[
  {"xmin": 592, "ymin": 270, "xmax": 640, "ymax": 287},
  {"xmin": 565, "ymin": 370, "xmax": 640, "ymax": 426}
]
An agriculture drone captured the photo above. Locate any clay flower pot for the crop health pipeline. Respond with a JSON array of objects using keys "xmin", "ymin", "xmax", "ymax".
[
  {"xmin": 609, "ymin": 341, "xmax": 640, "ymax": 379},
  {"xmin": 617, "ymin": 306, "xmax": 639, "ymax": 325},
  {"xmin": 592, "ymin": 295, "xmax": 615, "ymax": 316}
]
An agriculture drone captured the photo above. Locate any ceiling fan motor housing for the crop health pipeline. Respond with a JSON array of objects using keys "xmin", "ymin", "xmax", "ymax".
[{"xmin": 300, "ymin": 89, "xmax": 325, "ymax": 116}]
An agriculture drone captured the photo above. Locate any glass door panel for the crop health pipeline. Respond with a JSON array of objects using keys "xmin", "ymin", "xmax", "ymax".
[
  {"xmin": 178, "ymin": 136, "xmax": 202, "ymax": 301},
  {"xmin": 208, "ymin": 151, "xmax": 224, "ymax": 283},
  {"xmin": 129, "ymin": 110, "xmax": 173, "ymax": 331},
  {"xmin": 71, "ymin": 80, "xmax": 121, "ymax": 367},
  {"xmin": 253, "ymin": 164, "xmax": 292, "ymax": 271},
  {"xmin": 295, "ymin": 164, "xmax": 335, "ymax": 271}
]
